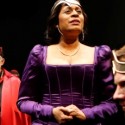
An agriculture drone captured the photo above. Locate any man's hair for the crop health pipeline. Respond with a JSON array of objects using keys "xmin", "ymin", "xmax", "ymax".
[
  {"xmin": 112, "ymin": 45, "xmax": 125, "ymax": 73},
  {"xmin": 115, "ymin": 45, "xmax": 125, "ymax": 62},
  {"xmin": 10, "ymin": 69, "xmax": 20, "ymax": 77},
  {"xmin": 0, "ymin": 47, "xmax": 4, "ymax": 57}
]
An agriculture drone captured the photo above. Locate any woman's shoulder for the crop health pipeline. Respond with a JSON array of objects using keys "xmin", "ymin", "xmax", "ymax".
[
  {"xmin": 97, "ymin": 44, "xmax": 111, "ymax": 51},
  {"xmin": 96, "ymin": 45, "xmax": 112, "ymax": 60},
  {"xmin": 32, "ymin": 44, "xmax": 45, "ymax": 52},
  {"xmin": 30, "ymin": 44, "xmax": 47, "ymax": 55}
]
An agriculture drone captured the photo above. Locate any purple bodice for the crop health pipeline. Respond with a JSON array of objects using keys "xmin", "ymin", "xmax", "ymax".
[{"xmin": 42, "ymin": 64, "xmax": 95, "ymax": 109}]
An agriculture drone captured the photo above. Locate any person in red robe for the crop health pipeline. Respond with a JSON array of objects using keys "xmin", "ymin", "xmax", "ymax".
[{"xmin": 0, "ymin": 47, "xmax": 31, "ymax": 125}]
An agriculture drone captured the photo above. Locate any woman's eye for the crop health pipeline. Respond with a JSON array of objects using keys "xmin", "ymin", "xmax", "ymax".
[
  {"xmin": 65, "ymin": 10, "xmax": 71, "ymax": 13},
  {"xmin": 77, "ymin": 10, "xmax": 82, "ymax": 13},
  {"xmin": 64, "ymin": 8, "xmax": 82, "ymax": 14}
]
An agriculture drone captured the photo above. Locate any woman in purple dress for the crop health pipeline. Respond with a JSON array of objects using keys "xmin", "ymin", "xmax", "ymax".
[{"xmin": 17, "ymin": 0, "xmax": 119, "ymax": 125}]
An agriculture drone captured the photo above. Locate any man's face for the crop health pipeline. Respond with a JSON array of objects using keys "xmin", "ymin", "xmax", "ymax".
[
  {"xmin": 113, "ymin": 72, "xmax": 125, "ymax": 111},
  {"xmin": 0, "ymin": 56, "xmax": 5, "ymax": 69}
]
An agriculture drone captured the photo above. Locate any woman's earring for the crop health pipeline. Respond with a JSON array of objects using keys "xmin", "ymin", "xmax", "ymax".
[
  {"xmin": 82, "ymin": 32, "xmax": 84, "ymax": 41},
  {"xmin": 56, "ymin": 25, "xmax": 63, "ymax": 36}
]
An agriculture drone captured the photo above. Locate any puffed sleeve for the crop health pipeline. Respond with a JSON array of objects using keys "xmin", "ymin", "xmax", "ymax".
[
  {"xmin": 96, "ymin": 45, "xmax": 115, "ymax": 99},
  {"xmin": 82, "ymin": 45, "xmax": 119, "ymax": 123},
  {"xmin": 17, "ymin": 44, "xmax": 54, "ymax": 121}
]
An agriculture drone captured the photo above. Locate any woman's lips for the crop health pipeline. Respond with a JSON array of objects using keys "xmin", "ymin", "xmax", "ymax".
[{"xmin": 70, "ymin": 20, "xmax": 80, "ymax": 24}]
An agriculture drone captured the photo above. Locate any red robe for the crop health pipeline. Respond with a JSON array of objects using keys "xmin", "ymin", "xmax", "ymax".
[{"xmin": 0, "ymin": 69, "xmax": 31, "ymax": 125}]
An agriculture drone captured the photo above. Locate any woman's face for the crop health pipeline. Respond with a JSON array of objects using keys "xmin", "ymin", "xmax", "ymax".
[
  {"xmin": 113, "ymin": 72, "xmax": 125, "ymax": 111},
  {"xmin": 58, "ymin": 4, "xmax": 84, "ymax": 37}
]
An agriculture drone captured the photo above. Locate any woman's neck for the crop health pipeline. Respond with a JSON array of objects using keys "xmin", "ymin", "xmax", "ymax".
[
  {"xmin": 59, "ymin": 37, "xmax": 80, "ymax": 48},
  {"xmin": 57, "ymin": 41, "xmax": 81, "ymax": 57}
]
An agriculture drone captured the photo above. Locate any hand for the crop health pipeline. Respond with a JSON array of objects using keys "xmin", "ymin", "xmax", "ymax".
[
  {"xmin": 52, "ymin": 106, "xmax": 73, "ymax": 124},
  {"xmin": 65, "ymin": 104, "xmax": 86, "ymax": 121}
]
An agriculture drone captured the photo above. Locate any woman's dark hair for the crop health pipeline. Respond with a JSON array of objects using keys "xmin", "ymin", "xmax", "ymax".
[{"xmin": 44, "ymin": 2, "xmax": 88, "ymax": 45}]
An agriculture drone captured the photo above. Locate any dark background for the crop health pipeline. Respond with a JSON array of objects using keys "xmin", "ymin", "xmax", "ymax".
[{"xmin": 1, "ymin": 0, "xmax": 125, "ymax": 76}]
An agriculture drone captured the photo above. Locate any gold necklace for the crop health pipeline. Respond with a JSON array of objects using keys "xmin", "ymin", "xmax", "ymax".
[{"xmin": 57, "ymin": 44, "xmax": 80, "ymax": 56}]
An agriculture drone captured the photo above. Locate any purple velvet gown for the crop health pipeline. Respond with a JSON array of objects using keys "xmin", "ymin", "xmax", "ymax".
[{"xmin": 17, "ymin": 44, "xmax": 118, "ymax": 125}]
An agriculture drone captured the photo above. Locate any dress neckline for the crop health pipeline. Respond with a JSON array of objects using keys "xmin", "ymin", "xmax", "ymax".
[{"xmin": 43, "ymin": 46, "xmax": 97, "ymax": 66}]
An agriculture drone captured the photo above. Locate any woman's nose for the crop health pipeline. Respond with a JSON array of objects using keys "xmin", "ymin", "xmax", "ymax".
[{"xmin": 72, "ymin": 10, "xmax": 79, "ymax": 16}]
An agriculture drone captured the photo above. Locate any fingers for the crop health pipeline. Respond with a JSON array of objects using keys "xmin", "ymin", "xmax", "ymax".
[
  {"xmin": 52, "ymin": 105, "xmax": 86, "ymax": 124},
  {"xmin": 65, "ymin": 104, "xmax": 86, "ymax": 120},
  {"xmin": 65, "ymin": 104, "xmax": 78, "ymax": 113},
  {"xmin": 52, "ymin": 106, "xmax": 73, "ymax": 124}
]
